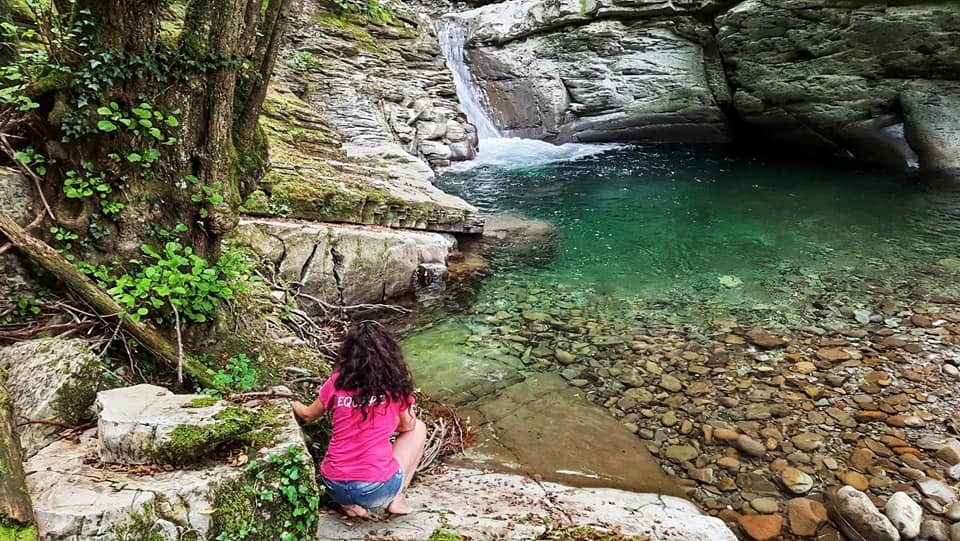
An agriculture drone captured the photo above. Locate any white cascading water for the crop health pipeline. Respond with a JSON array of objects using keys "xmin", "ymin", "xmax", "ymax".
[
  {"xmin": 434, "ymin": 20, "xmax": 501, "ymax": 139},
  {"xmin": 434, "ymin": 18, "xmax": 621, "ymax": 169}
]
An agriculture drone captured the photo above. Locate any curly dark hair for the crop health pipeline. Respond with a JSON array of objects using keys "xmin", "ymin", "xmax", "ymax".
[{"xmin": 334, "ymin": 320, "xmax": 415, "ymax": 421}]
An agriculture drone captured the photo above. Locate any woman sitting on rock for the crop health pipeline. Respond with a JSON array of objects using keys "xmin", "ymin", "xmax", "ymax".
[{"xmin": 281, "ymin": 320, "xmax": 427, "ymax": 517}]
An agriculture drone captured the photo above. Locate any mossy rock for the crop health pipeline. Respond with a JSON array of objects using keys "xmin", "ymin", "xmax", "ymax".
[{"xmin": 144, "ymin": 405, "xmax": 284, "ymax": 465}]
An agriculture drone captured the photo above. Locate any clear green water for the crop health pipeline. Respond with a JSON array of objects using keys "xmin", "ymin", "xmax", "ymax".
[{"xmin": 436, "ymin": 145, "xmax": 960, "ymax": 320}]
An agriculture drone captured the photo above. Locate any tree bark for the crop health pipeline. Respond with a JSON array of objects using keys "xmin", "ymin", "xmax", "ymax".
[
  {"xmin": 0, "ymin": 212, "xmax": 218, "ymax": 389},
  {"xmin": 0, "ymin": 378, "xmax": 37, "ymax": 540}
]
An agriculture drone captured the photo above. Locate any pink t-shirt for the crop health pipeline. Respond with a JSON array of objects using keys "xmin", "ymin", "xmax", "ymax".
[{"xmin": 318, "ymin": 372, "xmax": 415, "ymax": 482}]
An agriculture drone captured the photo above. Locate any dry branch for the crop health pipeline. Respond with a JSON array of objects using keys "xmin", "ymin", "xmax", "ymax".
[{"xmin": 0, "ymin": 211, "xmax": 217, "ymax": 388}]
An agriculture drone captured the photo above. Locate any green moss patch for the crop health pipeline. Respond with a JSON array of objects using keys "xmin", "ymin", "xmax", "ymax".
[
  {"xmin": 183, "ymin": 396, "xmax": 219, "ymax": 408},
  {"xmin": 147, "ymin": 406, "xmax": 284, "ymax": 465},
  {"xmin": 0, "ymin": 519, "xmax": 37, "ymax": 541}
]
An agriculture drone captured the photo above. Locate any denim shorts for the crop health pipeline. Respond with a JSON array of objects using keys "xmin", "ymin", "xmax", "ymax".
[{"xmin": 322, "ymin": 467, "xmax": 403, "ymax": 509}]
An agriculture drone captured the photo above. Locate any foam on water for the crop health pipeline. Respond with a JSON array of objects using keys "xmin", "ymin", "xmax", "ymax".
[{"xmin": 446, "ymin": 137, "xmax": 625, "ymax": 171}]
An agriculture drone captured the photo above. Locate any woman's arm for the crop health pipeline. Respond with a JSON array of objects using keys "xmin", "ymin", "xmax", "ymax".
[
  {"xmin": 397, "ymin": 403, "xmax": 417, "ymax": 432},
  {"xmin": 272, "ymin": 385, "xmax": 326, "ymax": 423},
  {"xmin": 292, "ymin": 398, "xmax": 326, "ymax": 424}
]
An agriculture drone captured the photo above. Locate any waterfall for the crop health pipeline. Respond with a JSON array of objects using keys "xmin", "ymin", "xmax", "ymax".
[
  {"xmin": 434, "ymin": 16, "xmax": 623, "ymax": 169},
  {"xmin": 435, "ymin": 19, "xmax": 501, "ymax": 139}
]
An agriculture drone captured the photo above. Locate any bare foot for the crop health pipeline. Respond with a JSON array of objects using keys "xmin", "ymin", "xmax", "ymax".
[
  {"xmin": 386, "ymin": 494, "xmax": 413, "ymax": 515},
  {"xmin": 342, "ymin": 504, "xmax": 367, "ymax": 518}
]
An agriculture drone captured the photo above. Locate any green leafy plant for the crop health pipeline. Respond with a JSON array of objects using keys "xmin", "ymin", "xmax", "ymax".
[
  {"xmin": 222, "ymin": 446, "xmax": 320, "ymax": 541},
  {"xmin": 12, "ymin": 148, "xmax": 48, "ymax": 175},
  {"xmin": 83, "ymin": 241, "xmax": 251, "ymax": 324},
  {"xmin": 211, "ymin": 354, "xmax": 259, "ymax": 392}
]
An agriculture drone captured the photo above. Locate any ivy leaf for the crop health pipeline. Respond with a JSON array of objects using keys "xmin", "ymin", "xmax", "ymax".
[
  {"xmin": 126, "ymin": 153, "xmax": 142, "ymax": 162},
  {"xmin": 97, "ymin": 120, "xmax": 117, "ymax": 132},
  {"xmin": 165, "ymin": 116, "xmax": 179, "ymax": 127},
  {"xmin": 96, "ymin": 106, "xmax": 112, "ymax": 115}
]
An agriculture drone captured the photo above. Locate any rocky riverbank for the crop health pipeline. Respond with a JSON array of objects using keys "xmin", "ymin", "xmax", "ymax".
[{"xmin": 403, "ymin": 262, "xmax": 960, "ymax": 539}]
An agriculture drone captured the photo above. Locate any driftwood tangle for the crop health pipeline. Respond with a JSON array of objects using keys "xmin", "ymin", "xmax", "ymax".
[{"xmin": 0, "ymin": 211, "xmax": 216, "ymax": 388}]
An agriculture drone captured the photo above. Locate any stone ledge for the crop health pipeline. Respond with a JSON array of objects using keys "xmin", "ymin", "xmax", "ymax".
[{"xmin": 316, "ymin": 466, "xmax": 738, "ymax": 540}]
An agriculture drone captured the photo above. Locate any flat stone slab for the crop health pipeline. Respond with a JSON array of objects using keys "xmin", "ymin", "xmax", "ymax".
[
  {"xmin": 0, "ymin": 338, "xmax": 103, "ymax": 457},
  {"xmin": 316, "ymin": 467, "xmax": 737, "ymax": 540},
  {"xmin": 230, "ymin": 219, "xmax": 458, "ymax": 304},
  {"xmin": 458, "ymin": 373, "xmax": 683, "ymax": 496}
]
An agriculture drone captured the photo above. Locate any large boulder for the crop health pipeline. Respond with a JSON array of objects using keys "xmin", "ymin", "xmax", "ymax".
[
  {"xmin": 96, "ymin": 384, "xmax": 279, "ymax": 465},
  {"xmin": 455, "ymin": 0, "xmax": 731, "ymax": 143},
  {"xmin": 27, "ymin": 388, "xmax": 318, "ymax": 540},
  {"xmin": 230, "ymin": 218, "xmax": 457, "ymax": 304},
  {"xmin": 716, "ymin": 0, "xmax": 960, "ymax": 170},
  {"xmin": 0, "ymin": 338, "xmax": 103, "ymax": 457}
]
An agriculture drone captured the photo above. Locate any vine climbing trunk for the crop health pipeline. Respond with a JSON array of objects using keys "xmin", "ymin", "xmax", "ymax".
[
  {"xmin": 0, "ymin": 377, "xmax": 38, "ymax": 540},
  {"xmin": 0, "ymin": 212, "xmax": 218, "ymax": 389},
  {"xmin": 26, "ymin": 0, "xmax": 294, "ymax": 264}
]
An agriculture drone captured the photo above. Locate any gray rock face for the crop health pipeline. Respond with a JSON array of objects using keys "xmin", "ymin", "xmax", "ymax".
[
  {"xmin": 716, "ymin": 0, "xmax": 960, "ymax": 169},
  {"xmin": 455, "ymin": 0, "xmax": 731, "ymax": 143},
  {"xmin": 253, "ymin": 1, "xmax": 482, "ymax": 233},
  {"xmin": 830, "ymin": 486, "xmax": 900, "ymax": 541},
  {"xmin": 885, "ymin": 491, "xmax": 923, "ymax": 540},
  {"xmin": 230, "ymin": 218, "xmax": 457, "ymax": 304},
  {"xmin": 0, "ymin": 338, "xmax": 103, "ymax": 457},
  {"xmin": 0, "ymin": 167, "xmax": 41, "ymax": 308},
  {"xmin": 902, "ymin": 81, "xmax": 960, "ymax": 175}
]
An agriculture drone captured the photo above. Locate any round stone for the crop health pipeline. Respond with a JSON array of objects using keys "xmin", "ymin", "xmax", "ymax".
[{"xmin": 782, "ymin": 467, "xmax": 814, "ymax": 494}]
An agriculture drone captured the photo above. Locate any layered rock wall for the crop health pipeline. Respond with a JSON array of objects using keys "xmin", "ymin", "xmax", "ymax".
[
  {"xmin": 453, "ymin": 0, "xmax": 732, "ymax": 143},
  {"xmin": 247, "ymin": 0, "xmax": 484, "ymax": 233},
  {"xmin": 716, "ymin": 0, "xmax": 960, "ymax": 171},
  {"xmin": 444, "ymin": 0, "xmax": 960, "ymax": 174}
]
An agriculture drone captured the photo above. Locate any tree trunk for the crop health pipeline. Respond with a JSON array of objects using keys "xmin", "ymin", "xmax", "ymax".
[
  {"xmin": 0, "ymin": 379, "xmax": 37, "ymax": 540},
  {"xmin": 0, "ymin": 0, "xmax": 13, "ymax": 67},
  {"xmin": 0, "ymin": 212, "xmax": 218, "ymax": 389},
  {"xmin": 33, "ymin": 0, "xmax": 294, "ymax": 263}
]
